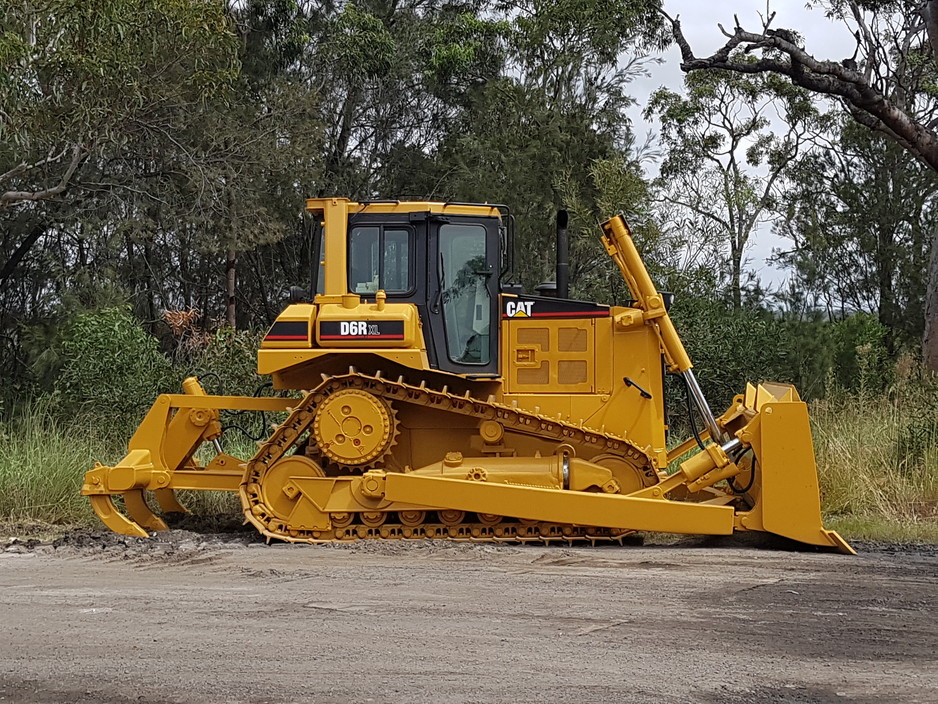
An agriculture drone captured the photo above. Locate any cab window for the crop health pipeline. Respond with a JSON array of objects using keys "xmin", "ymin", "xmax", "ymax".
[
  {"xmin": 440, "ymin": 223, "xmax": 490, "ymax": 364},
  {"xmin": 348, "ymin": 226, "xmax": 413, "ymax": 295}
]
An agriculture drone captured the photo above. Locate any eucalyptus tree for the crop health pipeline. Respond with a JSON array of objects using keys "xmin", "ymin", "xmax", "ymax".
[
  {"xmin": 776, "ymin": 118, "xmax": 938, "ymax": 351},
  {"xmin": 419, "ymin": 0, "xmax": 667, "ymax": 295},
  {"xmin": 664, "ymin": 0, "xmax": 938, "ymax": 365},
  {"xmin": 0, "ymin": 0, "xmax": 327, "ymax": 338},
  {"xmin": 646, "ymin": 70, "xmax": 821, "ymax": 309},
  {"xmin": 0, "ymin": 0, "xmax": 239, "ymax": 327}
]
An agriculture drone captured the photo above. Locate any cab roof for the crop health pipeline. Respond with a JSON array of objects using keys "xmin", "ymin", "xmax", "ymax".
[{"xmin": 306, "ymin": 197, "xmax": 503, "ymax": 219}]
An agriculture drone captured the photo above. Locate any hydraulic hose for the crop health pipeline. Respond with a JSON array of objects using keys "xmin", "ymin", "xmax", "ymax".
[
  {"xmin": 683, "ymin": 373, "xmax": 707, "ymax": 452},
  {"xmin": 220, "ymin": 381, "xmax": 276, "ymax": 442},
  {"xmin": 729, "ymin": 449, "xmax": 757, "ymax": 494}
]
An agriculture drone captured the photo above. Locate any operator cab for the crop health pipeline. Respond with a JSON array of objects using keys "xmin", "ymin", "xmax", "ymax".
[
  {"xmin": 305, "ymin": 199, "xmax": 600, "ymax": 381},
  {"xmin": 311, "ymin": 201, "xmax": 505, "ymax": 377}
]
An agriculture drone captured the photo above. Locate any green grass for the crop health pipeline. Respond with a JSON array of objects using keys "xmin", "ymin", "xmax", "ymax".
[
  {"xmin": 0, "ymin": 401, "xmax": 248, "ymax": 528},
  {"xmin": 0, "ymin": 401, "xmax": 103, "ymax": 525},
  {"xmin": 811, "ymin": 384, "xmax": 938, "ymax": 542}
]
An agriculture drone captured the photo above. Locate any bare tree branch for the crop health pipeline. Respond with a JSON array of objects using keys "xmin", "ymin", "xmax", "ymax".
[
  {"xmin": 664, "ymin": 3, "xmax": 938, "ymax": 368},
  {"xmin": 923, "ymin": 0, "xmax": 938, "ymax": 62},
  {"xmin": 1, "ymin": 144, "xmax": 85, "ymax": 208},
  {"xmin": 665, "ymin": 13, "xmax": 938, "ymax": 171},
  {"xmin": 0, "ymin": 146, "xmax": 72, "ymax": 185}
]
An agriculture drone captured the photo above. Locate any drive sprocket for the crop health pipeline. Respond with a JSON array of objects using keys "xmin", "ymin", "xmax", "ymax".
[{"xmin": 311, "ymin": 388, "xmax": 398, "ymax": 469}]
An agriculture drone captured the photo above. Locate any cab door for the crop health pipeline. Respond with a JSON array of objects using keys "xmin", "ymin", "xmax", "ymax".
[{"xmin": 426, "ymin": 215, "xmax": 500, "ymax": 377}]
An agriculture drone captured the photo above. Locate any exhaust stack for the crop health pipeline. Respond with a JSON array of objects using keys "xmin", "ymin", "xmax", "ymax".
[{"xmin": 556, "ymin": 209, "xmax": 569, "ymax": 299}]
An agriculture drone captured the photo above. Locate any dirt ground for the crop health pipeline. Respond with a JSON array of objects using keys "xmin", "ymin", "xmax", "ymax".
[{"xmin": 0, "ymin": 529, "xmax": 935, "ymax": 704}]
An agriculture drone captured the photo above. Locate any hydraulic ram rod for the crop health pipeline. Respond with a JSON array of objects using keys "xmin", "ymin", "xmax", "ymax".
[{"xmin": 683, "ymin": 369, "xmax": 725, "ymax": 443}]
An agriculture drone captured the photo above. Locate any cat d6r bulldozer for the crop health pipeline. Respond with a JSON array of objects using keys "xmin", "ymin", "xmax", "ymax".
[{"xmin": 81, "ymin": 197, "xmax": 853, "ymax": 553}]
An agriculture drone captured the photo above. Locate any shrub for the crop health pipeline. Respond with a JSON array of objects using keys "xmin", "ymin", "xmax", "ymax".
[
  {"xmin": 669, "ymin": 296, "xmax": 792, "ymax": 410},
  {"xmin": 187, "ymin": 327, "xmax": 265, "ymax": 396},
  {"xmin": 53, "ymin": 306, "xmax": 178, "ymax": 430},
  {"xmin": 785, "ymin": 312, "xmax": 891, "ymax": 399}
]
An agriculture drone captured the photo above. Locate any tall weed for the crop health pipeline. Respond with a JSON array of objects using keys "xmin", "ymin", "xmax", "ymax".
[
  {"xmin": 811, "ymin": 369, "xmax": 938, "ymax": 527},
  {"xmin": 0, "ymin": 399, "xmax": 258, "ymax": 527},
  {"xmin": 0, "ymin": 401, "xmax": 107, "ymax": 524}
]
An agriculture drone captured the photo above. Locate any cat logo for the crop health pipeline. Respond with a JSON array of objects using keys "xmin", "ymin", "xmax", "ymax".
[{"xmin": 505, "ymin": 300, "xmax": 534, "ymax": 318}]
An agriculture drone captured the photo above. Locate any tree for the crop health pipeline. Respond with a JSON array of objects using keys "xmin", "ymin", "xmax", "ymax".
[
  {"xmin": 663, "ymin": 0, "xmax": 938, "ymax": 366},
  {"xmin": 0, "ymin": 0, "xmax": 323, "ymax": 335},
  {"xmin": 0, "ymin": 0, "xmax": 237, "ymax": 207},
  {"xmin": 286, "ymin": 2, "xmax": 512, "ymax": 199},
  {"xmin": 646, "ymin": 69, "xmax": 820, "ymax": 308},
  {"xmin": 0, "ymin": 0, "xmax": 239, "ymax": 323},
  {"xmin": 776, "ymin": 118, "xmax": 938, "ymax": 352},
  {"xmin": 411, "ymin": 0, "xmax": 666, "ymax": 294}
]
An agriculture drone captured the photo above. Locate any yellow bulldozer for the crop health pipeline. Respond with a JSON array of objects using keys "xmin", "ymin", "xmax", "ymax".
[{"xmin": 81, "ymin": 198, "xmax": 853, "ymax": 553}]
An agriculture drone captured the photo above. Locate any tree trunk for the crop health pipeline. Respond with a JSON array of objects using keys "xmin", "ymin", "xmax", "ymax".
[
  {"xmin": 0, "ymin": 221, "xmax": 46, "ymax": 291},
  {"xmin": 877, "ymin": 225, "xmax": 896, "ymax": 355},
  {"xmin": 924, "ymin": 222, "xmax": 938, "ymax": 370},
  {"xmin": 250, "ymin": 250, "xmax": 274, "ymax": 323},
  {"xmin": 142, "ymin": 240, "xmax": 157, "ymax": 335},
  {"xmin": 731, "ymin": 245, "xmax": 742, "ymax": 309},
  {"xmin": 226, "ymin": 248, "xmax": 237, "ymax": 329},
  {"xmin": 180, "ymin": 233, "xmax": 191, "ymax": 310},
  {"xmin": 125, "ymin": 236, "xmax": 140, "ymax": 319}
]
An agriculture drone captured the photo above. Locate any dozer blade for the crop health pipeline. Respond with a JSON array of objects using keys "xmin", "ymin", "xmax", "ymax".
[
  {"xmin": 122, "ymin": 489, "xmax": 169, "ymax": 532},
  {"xmin": 88, "ymin": 495, "xmax": 149, "ymax": 538},
  {"xmin": 741, "ymin": 392, "xmax": 854, "ymax": 554},
  {"xmin": 601, "ymin": 214, "xmax": 853, "ymax": 553}
]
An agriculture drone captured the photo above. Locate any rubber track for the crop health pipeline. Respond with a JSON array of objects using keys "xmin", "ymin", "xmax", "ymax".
[{"xmin": 242, "ymin": 370, "xmax": 655, "ymax": 544}]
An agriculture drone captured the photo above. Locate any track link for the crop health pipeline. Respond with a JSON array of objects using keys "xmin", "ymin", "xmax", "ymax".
[
  {"xmin": 241, "ymin": 370, "xmax": 656, "ymax": 544},
  {"xmin": 273, "ymin": 512, "xmax": 632, "ymax": 545}
]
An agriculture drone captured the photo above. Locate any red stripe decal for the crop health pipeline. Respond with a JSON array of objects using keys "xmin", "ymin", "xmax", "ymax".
[
  {"xmin": 531, "ymin": 310, "xmax": 608, "ymax": 317},
  {"xmin": 502, "ymin": 310, "xmax": 608, "ymax": 319}
]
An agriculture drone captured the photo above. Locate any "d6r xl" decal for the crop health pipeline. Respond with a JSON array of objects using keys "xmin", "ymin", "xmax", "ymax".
[{"xmin": 319, "ymin": 320, "xmax": 405, "ymax": 340}]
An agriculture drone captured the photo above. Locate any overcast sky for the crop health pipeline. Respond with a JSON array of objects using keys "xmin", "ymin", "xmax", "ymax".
[{"xmin": 630, "ymin": 1, "xmax": 859, "ymax": 288}]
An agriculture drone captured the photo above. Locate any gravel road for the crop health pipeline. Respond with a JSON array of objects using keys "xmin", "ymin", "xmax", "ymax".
[{"xmin": 0, "ymin": 530, "xmax": 935, "ymax": 704}]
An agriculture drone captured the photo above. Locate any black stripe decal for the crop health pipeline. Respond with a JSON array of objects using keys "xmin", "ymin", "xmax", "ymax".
[{"xmin": 265, "ymin": 320, "xmax": 308, "ymax": 341}]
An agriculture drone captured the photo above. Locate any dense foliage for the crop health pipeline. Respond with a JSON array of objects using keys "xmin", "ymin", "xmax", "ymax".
[{"xmin": 0, "ymin": 0, "xmax": 932, "ymax": 421}]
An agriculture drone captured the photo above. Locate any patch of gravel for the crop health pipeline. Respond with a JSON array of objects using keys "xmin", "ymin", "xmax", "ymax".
[
  {"xmin": 4, "ymin": 518, "xmax": 937, "ymax": 561},
  {"xmin": 2, "ymin": 526, "xmax": 516, "ymax": 559},
  {"xmin": 640, "ymin": 531, "xmax": 842, "ymax": 552},
  {"xmin": 1, "ymin": 525, "xmax": 260, "ymax": 560},
  {"xmin": 850, "ymin": 540, "xmax": 938, "ymax": 559}
]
